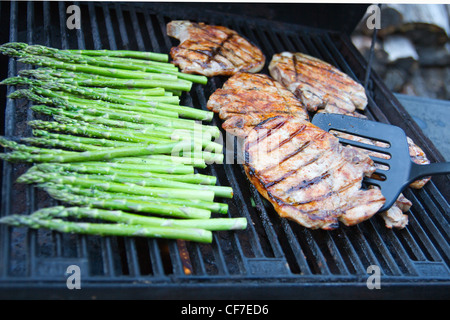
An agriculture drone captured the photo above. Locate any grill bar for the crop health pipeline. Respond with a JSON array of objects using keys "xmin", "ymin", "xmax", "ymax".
[{"xmin": 0, "ymin": 1, "xmax": 449, "ymax": 298}]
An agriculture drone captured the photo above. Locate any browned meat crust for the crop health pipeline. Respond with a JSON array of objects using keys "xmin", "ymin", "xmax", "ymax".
[
  {"xmin": 269, "ymin": 52, "xmax": 367, "ymax": 114},
  {"xmin": 243, "ymin": 116, "xmax": 385, "ymax": 230},
  {"xmin": 206, "ymin": 72, "xmax": 309, "ymax": 138},
  {"xmin": 167, "ymin": 20, "xmax": 265, "ymax": 76},
  {"xmin": 380, "ymin": 194, "xmax": 412, "ymax": 229}
]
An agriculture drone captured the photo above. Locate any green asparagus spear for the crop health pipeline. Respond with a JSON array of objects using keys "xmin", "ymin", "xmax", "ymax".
[
  {"xmin": 0, "ymin": 136, "xmax": 70, "ymax": 155},
  {"xmin": 43, "ymin": 189, "xmax": 211, "ymax": 219},
  {"xmin": 0, "ymin": 214, "xmax": 213, "ymax": 243},
  {"xmin": 38, "ymin": 167, "xmax": 233, "ymax": 198},
  {"xmin": 39, "ymin": 184, "xmax": 228, "ymax": 214},
  {"xmin": 27, "ymin": 131, "xmax": 208, "ymax": 168},
  {"xmin": 6, "ymin": 85, "xmax": 180, "ymax": 119},
  {"xmin": 29, "ymin": 130, "xmax": 138, "ymax": 148},
  {"xmin": 8, "ymin": 86, "xmax": 219, "ymax": 137},
  {"xmin": 65, "ymin": 48, "xmax": 170, "ymax": 62},
  {"xmin": 27, "ymin": 119, "xmax": 177, "ymax": 145},
  {"xmin": 57, "ymin": 111, "xmax": 213, "ymax": 146},
  {"xmin": 1, "ymin": 42, "xmax": 170, "ymax": 62},
  {"xmin": 18, "ymin": 55, "xmax": 193, "ymax": 91},
  {"xmin": 30, "ymin": 106, "xmax": 220, "ymax": 151},
  {"xmin": 52, "ymin": 50, "xmax": 207, "ymax": 84},
  {"xmin": 18, "ymin": 54, "xmax": 177, "ymax": 81},
  {"xmin": 17, "ymin": 169, "xmax": 215, "ymax": 202},
  {"xmin": 20, "ymin": 43, "xmax": 207, "ymax": 84},
  {"xmin": 31, "ymin": 206, "xmax": 245, "ymax": 231},
  {"xmin": 22, "ymin": 136, "xmax": 105, "ymax": 152},
  {"xmin": 4, "ymin": 137, "xmax": 196, "ymax": 163},
  {"xmin": 36, "ymin": 161, "xmax": 195, "ymax": 175},
  {"xmin": 110, "ymin": 155, "xmax": 207, "ymax": 169},
  {"xmin": 36, "ymin": 162, "xmax": 214, "ymax": 184}
]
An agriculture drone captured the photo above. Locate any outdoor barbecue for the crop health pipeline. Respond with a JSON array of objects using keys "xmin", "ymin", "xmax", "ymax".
[{"xmin": 0, "ymin": 2, "xmax": 448, "ymax": 300}]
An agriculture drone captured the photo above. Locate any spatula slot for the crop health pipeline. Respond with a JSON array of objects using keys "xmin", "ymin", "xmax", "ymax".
[
  {"xmin": 374, "ymin": 163, "xmax": 390, "ymax": 171},
  {"xmin": 363, "ymin": 177, "xmax": 386, "ymax": 187},
  {"xmin": 330, "ymin": 130, "xmax": 392, "ymax": 161},
  {"xmin": 340, "ymin": 139, "xmax": 391, "ymax": 158},
  {"xmin": 330, "ymin": 130, "xmax": 390, "ymax": 148},
  {"xmin": 371, "ymin": 171, "xmax": 387, "ymax": 181}
]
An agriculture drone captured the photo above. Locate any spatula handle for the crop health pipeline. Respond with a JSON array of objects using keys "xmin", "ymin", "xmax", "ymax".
[{"xmin": 410, "ymin": 161, "xmax": 450, "ymax": 182}]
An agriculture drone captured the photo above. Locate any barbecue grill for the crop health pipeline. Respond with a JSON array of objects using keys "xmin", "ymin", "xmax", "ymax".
[{"xmin": 0, "ymin": 1, "xmax": 449, "ymax": 300}]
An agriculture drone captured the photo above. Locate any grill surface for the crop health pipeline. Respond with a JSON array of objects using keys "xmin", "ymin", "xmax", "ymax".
[{"xmin": 0, "ymin": 1, "xmax": 449, "ymax": 299}]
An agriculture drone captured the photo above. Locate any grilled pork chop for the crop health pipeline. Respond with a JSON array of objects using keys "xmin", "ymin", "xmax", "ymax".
[
  {"xmin": 244, "ymin": 116, "xmax": 385, "ymax": 230},
  {"xmin": 269, "ymin": 52, "xmax": 367, "ymax": 114},
  {"xmin": 167, "ymin": 21, "xmax": 265, "ymax": 76},
  {"xmin": 207, "ymin": 72, "xmax": 309, "ymax": 138}
]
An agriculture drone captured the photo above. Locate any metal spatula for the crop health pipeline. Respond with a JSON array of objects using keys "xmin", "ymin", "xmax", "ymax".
[{"xmin": 312, "ymin": 113, "xmax": 450, "ymax": 212}]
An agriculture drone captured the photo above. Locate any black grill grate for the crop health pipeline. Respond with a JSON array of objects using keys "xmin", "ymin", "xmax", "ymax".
[{"xmin": 0, "ymin": 1, "xmax": 449, "ymax": 299}]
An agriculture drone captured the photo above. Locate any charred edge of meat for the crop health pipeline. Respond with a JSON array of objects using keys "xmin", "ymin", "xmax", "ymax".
[
  {"xmin": 244, "ymin": 116, "xmax": 385, "ymax": 230},
  {"xmin": 243, "ymin": 164, "xmax": 342, "ymax": 230},
  {"xmin": 168, "ymin": 21, "xmax": 265, "ymax": 75}
]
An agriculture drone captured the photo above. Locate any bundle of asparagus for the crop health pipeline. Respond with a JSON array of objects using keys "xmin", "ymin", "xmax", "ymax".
[{"xmin": 0, "ymin": 42, "xmax": 244, "ymax": 243}]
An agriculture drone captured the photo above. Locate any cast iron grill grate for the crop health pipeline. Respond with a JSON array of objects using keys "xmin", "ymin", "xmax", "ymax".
[{"xmin": 0, "ymin": 1, "xmax": 449, "ymax": 299}]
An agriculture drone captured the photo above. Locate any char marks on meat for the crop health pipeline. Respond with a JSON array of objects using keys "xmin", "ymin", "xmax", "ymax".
[
  {"xmin": 244, "ymin": 116, "xmax": 385, "ymax": 230},
  {"xmin": 206, "ymin": 72, "xmax": 309, "ymax": 138},
  {"xmin": 269, "ymin": 52, "xmax": 368, "ymax": 114},
  {"xmin": 167, "ymin": 21, "xmax": 265, "ymax": 77}
]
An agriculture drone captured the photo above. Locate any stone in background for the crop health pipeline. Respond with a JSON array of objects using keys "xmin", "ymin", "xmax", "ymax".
[{"xmin": 352, "ymin": 4, "xmax": 450, "ymax": 100}]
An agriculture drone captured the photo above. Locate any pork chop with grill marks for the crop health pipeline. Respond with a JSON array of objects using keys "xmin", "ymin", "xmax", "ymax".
[
  {"xmin": 269, "ymin": 52, "xmax": 367, "ymax": 114},
  {"xmin": 244, "ymin": 116, "xmax": 385, "ymax": 230},
  {"xmin": 206, "ymin": 72, "xmax": 309, "ymax": 138},
  {"xmin": 167, "ymin": 21, "xmax": 265, "ymax": 77}
]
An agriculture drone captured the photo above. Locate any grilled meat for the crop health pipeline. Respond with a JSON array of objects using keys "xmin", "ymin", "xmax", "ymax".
[
  {"xmin": 269, "ymin": 52, "xmax": 367, "ymax": 114},
  {"xmin": 206, "ymin": 72, "xmax": 309, "ymax": 138},
  {"xmin": 167, "ymin": 20, "xmax": 265, "ymax": 77},
  {"xmin": 407, "ymin": 136, "xmax": 431, "ymax": 189},
  {"xmin": 243, "ymin": 116, "xmax": 385, "ymax": 230},
  {"xmin": 380, "ymin": 194, "xmax": 412, "ymax": 229},
  {"xmin": 205, "ymin": 49, "xmax": 426, "ymax": 230}
]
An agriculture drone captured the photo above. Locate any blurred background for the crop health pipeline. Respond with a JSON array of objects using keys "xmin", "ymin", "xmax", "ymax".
[
  {"xmin": 352, "ymin": 4, "xmax": 450, "ymax": 100},
  {"xmin": 351, "ymin": 3, "xmax": 450, "ymax": 160}
]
